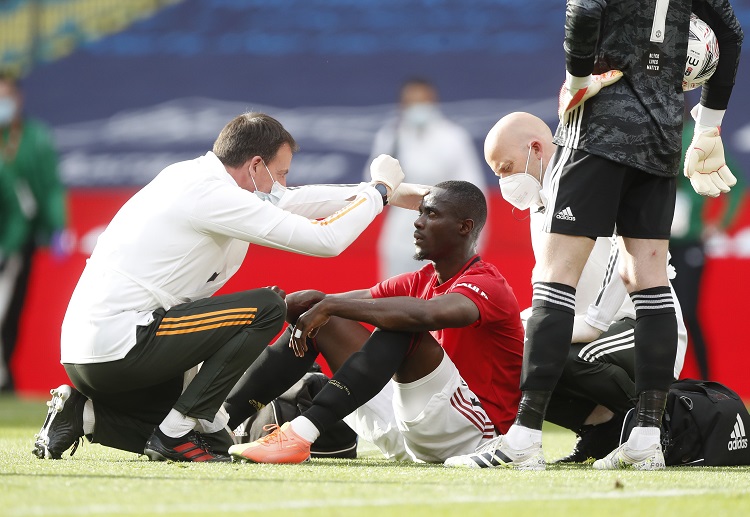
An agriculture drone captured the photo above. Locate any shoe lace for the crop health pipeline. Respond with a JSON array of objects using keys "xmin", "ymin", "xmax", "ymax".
[
  {"xmin": 257, "ymin": 424, "xmax": 285, "ymax": 447},
  {"xmin": 191, "ymin": 431, "xmax": 215, "ymax": 454},
  {"xmin": 475, "ymin": 436, "xmax": 504, "ymax": 454},
  {"xmin": 69, "ymin": 437, "xmax": 82, "ymax": 457}
]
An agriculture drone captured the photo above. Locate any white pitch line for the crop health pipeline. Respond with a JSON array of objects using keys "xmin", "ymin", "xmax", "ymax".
[{"xmin": 7, "ymin": 488, "xmax": 748, "ymax": 516}]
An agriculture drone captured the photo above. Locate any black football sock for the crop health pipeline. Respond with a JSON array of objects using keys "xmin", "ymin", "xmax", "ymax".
[
  {"xmin": 631, "ymin": 286, "xmax": 678, "ymax": 394},
  {"xmin": 302, "ymin": 329, "xmax": 414, "ymax": 434},
  {"xmin": 517, "ymin": 282, "xmax": 576, "ymax": 430},
  {"xmin": 635, "ymin": 389, "xmax": 669, "ymax": 428},
  {"xmin": 515, "ymin": 390, "xmax": 552, "ymax": 430},
  {"xmin": 521, "ymin": 282, "xmax": 576, "ymax": 391},
  {"xmin": 224, "ymin": 327, "xmax": 318, "ymax": 430}
]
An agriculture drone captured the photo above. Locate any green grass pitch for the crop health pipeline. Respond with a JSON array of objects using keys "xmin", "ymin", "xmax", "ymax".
[{"xmin": 2, "ymin": 394, "xmax": 750, "ymax": 517}]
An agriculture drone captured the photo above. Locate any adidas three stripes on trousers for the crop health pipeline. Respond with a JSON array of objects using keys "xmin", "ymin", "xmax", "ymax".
[{"xmin": 64, "ymin": 288, "xmax": 285, "ymax": 454}]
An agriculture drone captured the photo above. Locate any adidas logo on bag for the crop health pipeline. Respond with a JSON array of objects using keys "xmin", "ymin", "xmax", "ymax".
[
  {"xmin": 555, "ymin": 207, "xmax": 576, "ymax": 221},
  {"xmin": 728, "ymin": 413, "xmax": 748, "ymax": 451}
]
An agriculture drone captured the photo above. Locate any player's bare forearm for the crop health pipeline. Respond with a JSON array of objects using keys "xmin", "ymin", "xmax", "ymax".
[
  {"xmin": 315, "ymin": 293, "xmax": 478, "ymax": 332},
  {"xmin": 286, "ymin": 288, "xmax": 371, "ymax": 324}
]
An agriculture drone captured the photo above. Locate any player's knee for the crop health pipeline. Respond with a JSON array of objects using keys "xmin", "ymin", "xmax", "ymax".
[{"xmin": 240, "ymin": 288, "xmax": 287, "ymax": 326}]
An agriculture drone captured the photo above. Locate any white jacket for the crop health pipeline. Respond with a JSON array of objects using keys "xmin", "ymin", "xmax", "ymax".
[{"xmin": 61, "ymin": 152, "xmax": 382, "ymax": 363}]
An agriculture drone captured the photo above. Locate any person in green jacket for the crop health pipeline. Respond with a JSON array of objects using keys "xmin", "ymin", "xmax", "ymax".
[
  {"xmin": 0, "ymin": 71, "xmax": 67, "ymax": 393},
  {"xmin": 669, "ymin": 119, "xmax": 745, "ymax": 380}
]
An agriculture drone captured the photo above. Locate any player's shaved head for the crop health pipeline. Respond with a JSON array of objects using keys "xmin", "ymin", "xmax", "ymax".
[{"xmin": 433, "ymin": 180, "xmax": 487, "ymax": 242}]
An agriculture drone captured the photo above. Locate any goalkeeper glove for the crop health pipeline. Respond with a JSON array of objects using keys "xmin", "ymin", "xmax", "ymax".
[
  {"xmin": 558, "ymin": 70, "xmax": 623, "ymax": 124},
  {"xmin": 684, "ymin": 105, "xmax": 736, "ymax": 197}
]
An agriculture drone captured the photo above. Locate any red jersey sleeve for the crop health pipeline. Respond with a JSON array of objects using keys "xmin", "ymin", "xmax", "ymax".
[{"xmin": 447, "ymin": 262, "xmax": 522, "ymax": 329}]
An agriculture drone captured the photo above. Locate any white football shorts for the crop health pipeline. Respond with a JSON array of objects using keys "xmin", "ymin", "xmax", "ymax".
[{"xmin": 343, "ymin": 351, "xmax": 496, "ymax": 463}]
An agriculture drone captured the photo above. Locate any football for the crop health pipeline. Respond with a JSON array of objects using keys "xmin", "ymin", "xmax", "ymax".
[{"xmin": 683, "ymin": 14, "xmax": 720, "ymax": 91}]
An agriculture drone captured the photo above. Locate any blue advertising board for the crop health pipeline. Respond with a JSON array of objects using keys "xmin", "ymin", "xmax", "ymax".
[{"xmin": 12, "ymin": 0, "xmax": 748, "ymax": 188}]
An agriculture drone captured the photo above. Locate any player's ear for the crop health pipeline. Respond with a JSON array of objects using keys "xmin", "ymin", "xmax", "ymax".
[{"xmin": 459, "ymin": 218, "xmax": 474, "ymax": 236}]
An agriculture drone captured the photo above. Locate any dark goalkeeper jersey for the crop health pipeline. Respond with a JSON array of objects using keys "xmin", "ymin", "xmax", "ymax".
[{"xmin": 554, "ymin": 0, "xmax": 743, "ymax": 177}]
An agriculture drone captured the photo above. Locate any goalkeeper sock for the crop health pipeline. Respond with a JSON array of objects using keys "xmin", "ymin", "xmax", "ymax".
[
  {"xmin": 520, "ymin": 282, "xmax": 576, "ymax": 392},
  {"xmin": 631, "ymin": 287, "xmax": 677, "ymax": 394}
]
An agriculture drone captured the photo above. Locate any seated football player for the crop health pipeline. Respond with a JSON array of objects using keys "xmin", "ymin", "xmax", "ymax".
[{"xmin": 223, "ymin": 180, "xmax": 526, "ymax": 463}]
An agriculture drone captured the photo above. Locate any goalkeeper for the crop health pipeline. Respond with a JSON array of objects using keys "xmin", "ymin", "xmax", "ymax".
[{"xmin": 447, "ymin": 0, "xmax": 743, "ymax": 471}]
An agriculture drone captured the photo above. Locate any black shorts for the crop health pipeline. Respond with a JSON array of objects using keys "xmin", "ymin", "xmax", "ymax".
[{"xmin": 543, "ymin": 147, "xmax": 676, "ymax": 239}]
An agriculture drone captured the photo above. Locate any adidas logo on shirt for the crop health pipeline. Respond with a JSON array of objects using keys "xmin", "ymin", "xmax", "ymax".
[
  {"xmin": 555, "ymin": 207, "xmax": 576, "ymax": 221},
  {"xmin": 728, "ymin": 413, "xmax": 748, "ymax": 451}
]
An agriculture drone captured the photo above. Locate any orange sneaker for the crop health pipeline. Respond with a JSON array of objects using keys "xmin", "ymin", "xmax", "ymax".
[{"xmin": 229, "ymin": 422, "xmax": 311, "ymax": 464}]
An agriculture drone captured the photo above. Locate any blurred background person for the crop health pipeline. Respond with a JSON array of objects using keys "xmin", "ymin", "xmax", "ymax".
[
  {"xmin": 669, "ymin": 117, "xmax": 745, "ymax": 380},
  {"xmin": 365, "ymin": 77, "xmax": 486, "ymax": 280},
  {"xmin": 0, "ymin": 71, "xmax": 67, "ymax": 393}
]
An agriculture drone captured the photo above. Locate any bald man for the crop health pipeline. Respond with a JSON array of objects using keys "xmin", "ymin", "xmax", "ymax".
[{"xmin": 445, "ymin": 112, "xmax": 687, "ymax": 467}]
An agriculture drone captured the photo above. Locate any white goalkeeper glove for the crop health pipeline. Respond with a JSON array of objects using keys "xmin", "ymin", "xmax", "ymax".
[
  {"xmin": 684, "ymin": 105, "xmax": 737, "ymax": 198},
  {"xmin": 389, "ymin": 183, "xmax": 430, "ymax": 210},
  {"xmin": 558, "ymin": 70, "xmax": 623, "ymax": 124},
  {"xmin": 369, "ymin": 154, "xmax": 404, "ymax": 195}
]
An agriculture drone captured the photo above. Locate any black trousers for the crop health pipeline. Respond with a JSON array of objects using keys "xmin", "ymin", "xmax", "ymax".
[
  {"xmin": 546, "ymin": 318, "xmax": 637, "ymax": 432},
  {"xmin": 64, "ymin": 288, "xmax": 285, "ymax": 454}
]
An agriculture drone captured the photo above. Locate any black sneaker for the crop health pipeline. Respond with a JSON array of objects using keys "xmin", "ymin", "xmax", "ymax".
[
  {"xmin": 554, "ymin": 428, "xmax": 593, "ymax": 463},
  {"xmin": 200, "ymin": 428, "xmax": 236, "ymax": 455},
  {"xmin": 555, "ymin": 412, "xmax": 625, "ymax": 463},
  {"xmin": 144, "ymin": 427, "xmax": 231, "ymax": 462},
  {"xmin": 33, "ymin": 385, "xmax": 86, "ymax": 459}
]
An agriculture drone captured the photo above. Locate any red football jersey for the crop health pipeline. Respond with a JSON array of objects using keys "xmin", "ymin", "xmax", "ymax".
[{"xmin": 370, "ymin": 255, "xmax": 524, "ymax": 433}]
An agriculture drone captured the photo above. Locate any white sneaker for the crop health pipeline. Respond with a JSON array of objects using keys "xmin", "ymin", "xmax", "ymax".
[
  {"xmin": 444, "ymin": 436, "xmax": 545, "ymax": 470},
  {"xmin": 592, "ymin": 442, "xmax": 665, "ymax": 470}
]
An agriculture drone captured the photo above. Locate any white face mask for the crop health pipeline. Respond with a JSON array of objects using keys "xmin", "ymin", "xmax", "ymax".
[
  {"xmin": 497, "ymin": 145, "xmax": 543, "ymax": 211},
  {"xmin": 0, "ymin": 97, "xmax": 16, "ymax": 126},
  {"xmin": 251, "ymin": 160, "xmax": 287, "ymax": 205},
  {"xmin": 402, "ymin": 103, "xmax": 439, "ymax": 127}
]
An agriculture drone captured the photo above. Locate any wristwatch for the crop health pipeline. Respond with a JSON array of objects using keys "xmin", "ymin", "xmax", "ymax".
[{"xmin": 373, "ymin": 183, "xmax": 389, "ymax": 206}]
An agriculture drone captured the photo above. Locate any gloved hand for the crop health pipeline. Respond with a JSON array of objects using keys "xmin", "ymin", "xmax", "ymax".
[
  {"xmin": 369, "ymin": 154, "xmax": 405, "ymax": 195},
  {"xmin": 389, "ymin": 183, "xmax": 430, "ymax": 210},
  {"xmin": 571, "ymin": 314, "xmax": 603, "ymax": 344},
  {"xmin": 684, "ymin": 124, "xmax": 737, "ymax": 198},
  {"xmin": 558, "ymin": 70, "xmax": 623, "ymax": 123}
]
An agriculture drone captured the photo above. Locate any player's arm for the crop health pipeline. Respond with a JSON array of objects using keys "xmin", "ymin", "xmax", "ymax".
[
  {"xmin": 285, "ymin": 288, "xmax": 372, "ymax": 324},
  {"xmin": 563, "ymin": 0, "xmax": 605, "ymax": 79},
  {"xmin": 558, "ymin": 1, "xmax": 622, "ymax": 122},
  {"xmin": 290, "ymin": 293, "xmax": 478, "ymax": 353},
  {"xmin": 694, "ymin": 0, "xmax": 743, "ymax": 111},
  {"xmin": 684, "ymin": 1, "xmax": 743, "ymax": 197}
]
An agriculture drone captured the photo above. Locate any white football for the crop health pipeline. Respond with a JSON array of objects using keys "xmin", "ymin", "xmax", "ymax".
[{"xmin": 683, "ymin": 14, "xmax": 720, "ymax": 91}]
